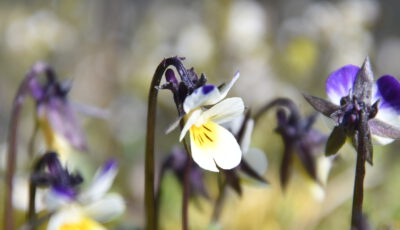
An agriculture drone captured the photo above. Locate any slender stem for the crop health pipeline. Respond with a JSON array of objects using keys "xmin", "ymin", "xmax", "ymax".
[
  {"xmin": 351, "ymin": 116, "xmax": 368, "ymax": 229},
  {"xmin": 27, "ymin": 182, "xmax": 37, "ymax": 227},
  {"xmin": 145, "ymin": 57, "xmax": 188, "ymax": 230},
  {"xmin": 4, "ymin": 79, "xmax": 29, "ymax": 230},
  {"xmin": 4, "ymin": 62, "xmax": 53, "ymax": 230},
  {"xmin": 211, "ymin": 175, "xmax": 227, "ymax": 223},
  {"xmin": 182, "ymin": 154, "xmax": 191, "ymax": 230},
  {"xmin": 254, "ymin": 97, "xmax": 301, "ymax": 124}
]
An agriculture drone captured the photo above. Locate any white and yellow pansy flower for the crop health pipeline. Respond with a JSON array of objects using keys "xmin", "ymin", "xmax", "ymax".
[
  {"xmin": 45, "ymin": 160, "xmax": 125, "ymax": 230},
  {"xmin": 179, "ymin": 72, "xmax": 245, "ymax": 172}
]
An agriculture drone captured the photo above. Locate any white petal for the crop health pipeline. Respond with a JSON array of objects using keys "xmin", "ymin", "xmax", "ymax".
[
  {"xmin": 79, "ymin": 160, "xmax": 118, "ymax": 203},
  {"xmin": 84, "ymin": 193, "xmax": 125, "ymax": 223},
  {"xmin": 183, "ymin": 72, "xmax": 240, "ymax": 112},
  {"xmin": 165, "ymin": 115, "xmax": 184, "ymax": 134},
  {"xmin": 47, "ymin": 206, "xmax": 81, "ymax": 230},
  {"xmin": 180, "ymin": 109, "xmax": 202, "ymax": 141},
  {"xmin": 47, "ymin": 206, "xmax": 106, "ymax": 230},
  {"xmin": 183, "ymin": 85, "xmax": 220, "ymax": 113},
  {"xmin": 203, "ymin": 71, "xmax": 240, "ymax": 105},
  {"xmin": 240, "ymin": 119, "xmax": 254, "ymax": 153},
  {"xmin": 202, "ymin": 97, "xmax": 245, "ymax": 125},
  {"xmin": 190, "ymin": 121, "xmax": 242, "ymax": 171},
  {"xmin": 243, "ymin": 148, "xmax": 268, "ymax": 175},
  {"xmin": 372, "ymin": 135, "xmax": 395, "ymax": 145},
  {"xmin": 44, "ymin": 188, "xmax": 74, "ymax": 211}
]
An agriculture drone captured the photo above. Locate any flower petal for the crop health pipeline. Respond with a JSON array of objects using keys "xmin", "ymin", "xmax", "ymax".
[
  {"xmin": 79, "ymin": 159, "xmax": 118, "ymax": 203},
  {"xmin": 83, "ymin": 193, "xmax": 125, "ymax": 223},
  {"xmin": 190, "ymin": 121, "xmax": 242, "ymax": 171},
  {"xmin": 203, "ymin": 71, "xmax": 240, "ymax": 105},
  {"xmin": 326, "ymin": 65, "xmax": 360, "ymax": 104},
  {"xmin": 183, "ymin": 72, "xmax": 240, "ymax": 113},
  {"xmin": 372, "ymin": 75, "xmax": 400, "ymax": 128},
  {"xmin": 243, "ymin": 148, "xmax": 268, "ymax": 176},
  {"xmin": 180, "ymin": 109, "xmax": 202, "ymax": 141},
  {"xmin": 47, "ymin": 206, "xmax": 106, "ymax": 230},
  {"xmin": 45, "ymin": 98, "xmax": 87, "ymax": 151},
  {"xmin": 45, "ymin": 186, "xmax": 75, "ymax": 211},
  {"xmin": 201, "ymin": 97, "xmax": 245, "ymax": 125},
  {"xmin": 240, "ymin": 118, "xmax": 254, "ymax": 154},
  {"xmin": 183, "ymin": 85, "xmax": 220, "ymax": 113}
]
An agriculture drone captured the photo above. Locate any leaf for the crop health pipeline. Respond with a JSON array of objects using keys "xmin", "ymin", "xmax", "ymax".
[
  {"xmin": 352, "ymin": 57, "xmax": 374, "ymax": 105},
  {"xmin": 303, "ymin": 94, "xmax": 340, "ymax": 117},
  {"xmin": 325, "ymin": 126, "xmax": 346, "ymax": 156},
  {"xmin": 369, "ymin": 119, "xmax": 400, "ymax": 139}
]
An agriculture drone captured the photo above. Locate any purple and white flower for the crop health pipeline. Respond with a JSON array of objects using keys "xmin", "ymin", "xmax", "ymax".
[
  {"xmin": 325, "ymin": 64, "xmax": 400, "ymax": 144},
  {"xmin": 44, "ymin": 159, "xmax": 125, "ymax": 230},
  {"xmin": 179, "ymin": 72, "xmax": 245, "ymax": 172}
]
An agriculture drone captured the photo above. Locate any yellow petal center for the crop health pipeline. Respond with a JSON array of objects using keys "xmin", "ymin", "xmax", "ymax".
[
  {"xmin": 190, "ymin": 121, "xmax": 218, "ymax": 150},
  {"xmin": 59, "ymin": 217, "xmax": 105, "ymax": 230}
]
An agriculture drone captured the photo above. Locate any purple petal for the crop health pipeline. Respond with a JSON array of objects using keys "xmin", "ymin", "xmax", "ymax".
[
  {"xmin": 51, "ymin": 185, "xmax": 76, "ymax": 200},
  {"xmin": 165, "ymin": 69, "xmax": 178, "ymax": 85},
  {"xmin": 28, "ymin": 77, "xmax": 44, "ymax": 100},
  {"xmin": 45, "ymin": 98, "xmax": 87, "ymax": 151},
  {"xmin": 375, "ymin": 75, "xmax": 400, "ymax": 113},
  {"xmin": 100, "ymin": 159, "xmax": 118, "ymax": 176},
  {"xmin": 326, "ymin": 65, "xmax": 360, "ymax": 104}
]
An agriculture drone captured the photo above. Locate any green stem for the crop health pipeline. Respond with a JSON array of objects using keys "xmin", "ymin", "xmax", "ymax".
[
  {"xmin": 145, "ymin": 57, "xmax": 188, "ymax": 230},
  {"xmin": 4, "ymin": 78, "xmax": 30, "ymax": 230},
  {"xmin": 351, "ymin": 132, "xmax": 366, "ymax": 229}
]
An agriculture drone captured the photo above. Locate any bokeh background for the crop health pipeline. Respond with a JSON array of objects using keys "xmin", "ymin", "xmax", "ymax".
[{"xmin": 1, "ymin": 0, "xmax": 400, "ymax": 229}]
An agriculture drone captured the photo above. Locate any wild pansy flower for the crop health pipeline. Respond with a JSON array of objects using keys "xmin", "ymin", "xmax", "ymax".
[
  {"xmin": 304, "ymin": 57, "xmax": 400, "ymax": 163},
  {"xmin": 254, "ymin": 98, "xmax": 327, "ymax": 189},
  {"xmin": 304, "ymin": 57, "xmax": 400, "ymax": 227},
  {"xmin": 30, "ymin": 152, "xmax": 124, "ymax": 230},
  {"xmin": 178, "ymin": 72, "xmax": 245, "ymax": 172},
  {"xmin": 27, "ymin": 62, "xmax": 87, "ymax": 155}
]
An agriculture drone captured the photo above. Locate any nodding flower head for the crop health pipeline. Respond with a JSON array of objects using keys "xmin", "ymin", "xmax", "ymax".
[
  {"xmin": 27, "ymin": 62, "xmax": 87, "ymax": 152},
  {"xmin": 178, "ymin": 72, "xmax": 245, "ymax": 172},
  {"xmin": 304, "ymin": 57, "xmax": 400, "ymax": 164}
]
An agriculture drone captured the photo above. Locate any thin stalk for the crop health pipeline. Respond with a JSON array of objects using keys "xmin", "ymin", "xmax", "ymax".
[
  {"xmin": 182, "ymin": 153, "xmax": 191, "ymax": 230},
  {"xmin": 27, "ymin": 182, "xmax": 37, "ymax": 228},
  {"xmin": 351, "ymin": 112, "xmax": 368, "ymax": 229},
  {"xmin": 4, "ymin": 79, "xmax": 29, "ymax": 230},
  {"xmin": 4, "ymin": 62, "xmax": 53, "ymax": 230},
  {"xmin": 211, "ymin": 175, "xmax": 227, "ymax": 223},
  {"xmin": 254, "ymin": 98, "xmax": 301, "ymax": 124},
  {"xmin": 145, "ymin": 57, "xmax": 189, "ymax": 230}
]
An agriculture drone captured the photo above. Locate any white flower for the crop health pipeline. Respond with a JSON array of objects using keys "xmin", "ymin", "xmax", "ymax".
[
  {"xmin": 45, "ymin": 160, "xmax": 125, "ymax": 230},
  {"xmin": 179, "ymin": 72, "xmax": 245, "ymax": 172}
]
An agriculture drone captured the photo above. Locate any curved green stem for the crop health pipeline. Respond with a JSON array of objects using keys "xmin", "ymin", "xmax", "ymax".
[{"xmin": 145, "ymin": 57, "xmax": 189, "ymax": 230}]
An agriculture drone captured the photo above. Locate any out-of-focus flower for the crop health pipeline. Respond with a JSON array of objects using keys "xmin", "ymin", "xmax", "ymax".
[
  {"xmin": 255, "ymin": 98, "xmax": 326, "ymax": 190},
  {"xmin": 159, "ymin": 147, "xmax": 209, "ymax": 199},
  {"xmin": 304, "ymin": 58, "xmax": 400, "ymax": 164},
  {"xmin": 32, "ymin": 153, "xmax": 125, "ymax": 230},
  {"xmin": 26, "ymin": 63, "xmax": 87, "ymax": 158},
  {"xmin": 179, "ymin": 73, "xmax": 244, "ymax": 172}
]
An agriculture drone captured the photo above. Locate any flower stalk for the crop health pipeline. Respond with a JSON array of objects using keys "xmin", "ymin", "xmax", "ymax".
[
  {"xmin": 145, "ymin": 57, "xmax": 193, "ymax": 230},
  {"xmin": 4, "ymin": 63, "xmax": 54, "ymax": 230}
]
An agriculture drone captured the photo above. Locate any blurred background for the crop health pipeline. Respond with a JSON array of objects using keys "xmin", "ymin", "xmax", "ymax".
[{"xmin": 1, "ymin": 0, "xmax": 400, "ymax": 229}]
